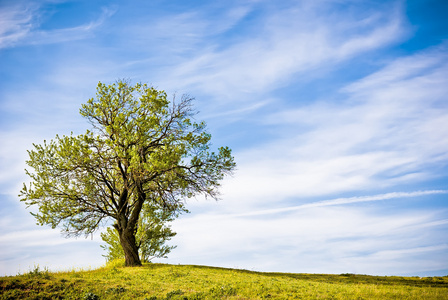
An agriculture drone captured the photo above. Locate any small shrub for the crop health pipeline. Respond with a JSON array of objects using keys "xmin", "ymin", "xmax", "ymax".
[
  {"xmin": 188, "ymin": 292, "xmax": 206, "ymax": 300},
  {"xmin": 106, "ymin": 286, "xmax": 126, "ymax": 294},
  {"xmin": 26, "ymin": 265, "xmax": 51, "ymax": 279},
  {"xmin": 166, "ymin": 289, "xmax": 184, "ymax": 299},
  {"xmin": 208, "ymin": 285, "xmax": 237, "ymax": 297},
  {"xmin": 83, "ymin": 292, "xmax": 100, "ymax": 300},
  {"xmin": 105, "ymin": 258, "xmax": 125, "ymax": 268}
]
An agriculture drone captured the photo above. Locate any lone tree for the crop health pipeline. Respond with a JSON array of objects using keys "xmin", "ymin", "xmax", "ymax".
[{"xmin": 20, "ymin": 80, "xmax": 235, "ymax": 266}]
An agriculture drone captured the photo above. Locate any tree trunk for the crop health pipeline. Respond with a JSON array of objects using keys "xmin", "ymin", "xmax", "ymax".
[{"xmin": 119, "ymin": 228, "xmax": 142, "ymax": 266}]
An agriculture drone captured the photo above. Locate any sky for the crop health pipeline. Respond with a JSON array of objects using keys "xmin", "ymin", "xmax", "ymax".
[{"xmin": 0, "ymin": 0, "xmax": 447, "ymax": 277}]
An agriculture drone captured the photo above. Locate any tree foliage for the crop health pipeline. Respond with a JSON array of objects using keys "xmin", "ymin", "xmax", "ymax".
[
  {"xmin": 101, "ymin": 202, "xmax": 185, "ymax": 263},
  {"xmin": 20, "ymin": 80, "xmax": 235, "ymax": 266}
]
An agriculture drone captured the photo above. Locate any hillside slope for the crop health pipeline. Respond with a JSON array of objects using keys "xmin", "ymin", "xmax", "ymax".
[{"xmin": 1, "ymin": 263, "xmax": 447, "ymax": 299}]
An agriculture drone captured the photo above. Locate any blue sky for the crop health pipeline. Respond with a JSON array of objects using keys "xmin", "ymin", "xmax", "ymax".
[{"xmin": 0, "ymin": 0, "xmax": 447, "ymax": 276}]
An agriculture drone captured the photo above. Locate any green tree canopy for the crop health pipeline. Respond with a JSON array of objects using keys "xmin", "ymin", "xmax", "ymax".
[{"xmin": 20, "ymin": 80, "xmax": 235, "ymax": 266}]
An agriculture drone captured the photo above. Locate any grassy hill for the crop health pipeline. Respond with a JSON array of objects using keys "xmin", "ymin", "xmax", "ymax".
[{"xmin": 1, "ymin": 262, "xmax": 447, "ymax": 299}]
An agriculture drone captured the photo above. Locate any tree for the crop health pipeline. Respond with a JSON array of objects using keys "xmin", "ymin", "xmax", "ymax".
[
  {"xmin": 20, "ymin": 80, "xmax": 236, "ymax": 266},
  {"xmin": 101, "ymin": 201, "xmax": 185, "ymax": 263}
]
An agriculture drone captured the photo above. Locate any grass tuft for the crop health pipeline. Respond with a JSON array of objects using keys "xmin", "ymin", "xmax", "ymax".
[{"xmin": 26, "ymin": 265, "xmax": 51, "ymax": 280}]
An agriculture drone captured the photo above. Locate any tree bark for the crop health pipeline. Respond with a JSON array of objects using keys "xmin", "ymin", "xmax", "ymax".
[{"xmin": 118, "ymin": 227, "xmax": 142, "ymax": 266}]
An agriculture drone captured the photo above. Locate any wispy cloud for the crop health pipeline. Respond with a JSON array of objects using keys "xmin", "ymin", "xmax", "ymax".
[
  {"xmin": 0, "ymin": 2, "xmax": 115, "ymax": 49},
  {"xmin": 156, "ymin": 0, "xmax": 407, "ymax": 105},
  {"xmin": 26, "ymin": 7, "xmax": 115, "ymax": 46},
  {"xmin": 230, "ymin": 190, "xmax": 448, "ymax": 217},
  {"xmin": 0, "ymin": 2, "xmax": 36, "ymax": 48},
  {"xmin": 169, "ymin": 201, "xmax": 448, "ymax": 274},
  {"xmin": 217, "ymin": 44, "xmax": 448, "ymax": 206}
]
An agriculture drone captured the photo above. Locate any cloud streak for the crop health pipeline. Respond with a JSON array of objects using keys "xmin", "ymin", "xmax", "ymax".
[
  {"xmin": 157, "ymin": 0, "xmax": 407, "ymax": 105},
  {"xmin": 230, "ymin": 190, "xmax": 448, "ymax": 217},
  {"xmin": 0, "ymin": 2, "xmax": 115, "ymax": 49},
  {"xmin": 216, "ymin": 44, "xmax": 448, "ymax": 208},
  {"xmin": 0, "ymin": 2, "xmax": 36, "ymax": 48},
  {"xmin": 169, "ymin": 199, "xmax": 448, "ymax": 275}
]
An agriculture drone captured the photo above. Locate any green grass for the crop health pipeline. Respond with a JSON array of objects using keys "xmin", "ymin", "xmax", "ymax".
[{"xmin": 1, "ymin": 262, "xmax": 447, "ymax": 299}]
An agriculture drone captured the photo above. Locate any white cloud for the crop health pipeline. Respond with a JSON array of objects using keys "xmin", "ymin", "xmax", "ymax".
[
  {"xmin": 217, "ymin": 45, "xmax": 448, "ymax": 205},
  {"xmin": 0, "ymin": 2, "xmax": 115, "ymax": 49},
  {"xmin": 229, "ymin": 190, "xmax": 448, "ymax": 217},
  {"xmin": 168, "ymin": 201, "xmax": 448, "ymax": 275},
  {"xmin": 24, "ymin": 8, "xmax": 115, "ymax": 46},
  {"xmin": 0, "ymin": 2, "xmax": 36, "ymax": 48},
  {"xmin": 156, "ymin": 0, "xmax": 407, "ymax": 104},
  {"xmin": 151, "ymin": 4, "xmax": 252, "ymax": 43}
]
